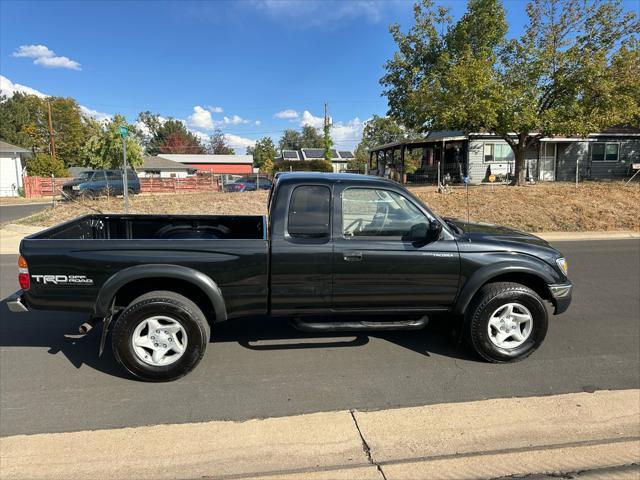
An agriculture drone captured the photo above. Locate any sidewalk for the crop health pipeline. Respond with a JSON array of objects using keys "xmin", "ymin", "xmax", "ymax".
[{"xmin": 1, "ymin": 390, "xmax": 638, "ymax": 479}]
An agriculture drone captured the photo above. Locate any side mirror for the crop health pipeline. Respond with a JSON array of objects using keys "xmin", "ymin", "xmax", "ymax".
[{"xmin": 409, "ymin": 221, "xmax": 442, "ymax": 244}]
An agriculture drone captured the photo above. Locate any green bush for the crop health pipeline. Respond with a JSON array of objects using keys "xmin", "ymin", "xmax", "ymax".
[
  {"xmin": 274, "ymin": 159, "xmax": 333, "ymax": 173},
  {"xmin": 26, "ymin": 153, "xmax": 69, "ymax": 177}
]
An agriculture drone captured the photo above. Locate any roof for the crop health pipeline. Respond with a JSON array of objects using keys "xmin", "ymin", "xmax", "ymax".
[
  {"xmin": 140, "ymin": 156, "xmax": 194, "ymax": 170},
  {"xmin": 275, "ymin": 172, "xmax": 385, "ymax": 183},
  {"xmin": 158, "ymin": 154, "xmax": 253, "ymax": 164},
  {"xmin": 0, "ymin": 140, "xmax": 30, "ymax": 153}
]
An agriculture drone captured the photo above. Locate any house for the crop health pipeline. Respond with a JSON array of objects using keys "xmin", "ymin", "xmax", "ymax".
[
  {"xmin": 0, "ymin": 140, "xmax": 30, "ymax": 197},
  {"xmin": 157, "ymin": 154, "xmax": 253, "ymax": 174},
  {"xmin": 276, "ymin": 148, "xmax": 355, "ymax": 173},
  {"xmin": 368, "ymin": 128, "xmax": 640, "ymax": 184},
  {"xmin": 137, "ymin": 156, "xmax": 196, "ymax": 178}
]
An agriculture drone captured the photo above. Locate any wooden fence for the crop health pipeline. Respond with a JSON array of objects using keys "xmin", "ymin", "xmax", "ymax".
[{"xmin": 22, "ymin": 175, "xmax": 222, "ymax": 198}]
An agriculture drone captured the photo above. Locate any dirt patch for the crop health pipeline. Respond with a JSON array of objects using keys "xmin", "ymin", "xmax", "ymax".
[{"xmin": 16, "ymin": 182, "xmax": 640, "ymax": 233}]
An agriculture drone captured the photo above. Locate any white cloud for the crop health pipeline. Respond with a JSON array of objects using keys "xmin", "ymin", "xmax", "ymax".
[
  {"xmin": 224, "ymin": 133, "xmax": 256, "ymax": 153},
  {"xmin": 1, "ymin": 74, "xmax": 111, "ymax": 122},
  {"xmin": 273, "ymin": 109, "xmax": 298, "ymax": 119},
  {"xmin": 0, "ymin": 74, "xmax": 46, "ymax": 98},
  {"xmin": 187, "ymin": 105, "xmax": 215, "ymax": 130},
  {"xmin": 223, "ymin": 114, "xmax": 249, "ymax": 125},
  {"xmin": 254, "ymin": 120, "xmax": 261, "ymax": 126},
  {"xmin": 300, "ymin": 110, "xmax": 325, "ymax": 129},
  {"xmin": 79, "ymin": 105, "xmax": 112, "ymax": 122},
  {"xmin": 13, "ymin": 44, "xmax": 81, "ymax": 70},
  {"xmin": 251, "ymin": 0, "xmax": 388, "ymax": 26},
  {"xmin": 206, "ymin": 105, "xmax": 223, "ymax": 113},
  {"xmin": 299, "ymin": 109, "xmax": 364, "ymax": 151}
]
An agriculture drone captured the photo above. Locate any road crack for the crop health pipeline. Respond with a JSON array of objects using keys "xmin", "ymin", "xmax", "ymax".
[{"xmin": 350, "ymin": 409, "xmax": 388, "ymax": 480}]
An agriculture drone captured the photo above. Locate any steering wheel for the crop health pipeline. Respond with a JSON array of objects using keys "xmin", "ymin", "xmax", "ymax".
[
  {"xmin": 344, "ymin": 218, "xmax": 364, "ymax": 236},
  {"xmin": 373, "ymin": 203, "xmax": 390, "ymax": 235}
]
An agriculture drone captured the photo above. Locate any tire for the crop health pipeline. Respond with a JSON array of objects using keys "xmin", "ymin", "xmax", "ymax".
[
  {"xmin": 112, "ymin": 290, "xmax": 210, "ymax": 382},
  {"xmin": 466, "ymin": 282, "xmax": 548, "ymax": 363}
]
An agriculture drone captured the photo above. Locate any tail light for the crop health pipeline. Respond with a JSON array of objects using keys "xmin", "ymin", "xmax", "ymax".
[{"xmin": 18, "ymin": 255, "xmax": 30, "ymax": 290}]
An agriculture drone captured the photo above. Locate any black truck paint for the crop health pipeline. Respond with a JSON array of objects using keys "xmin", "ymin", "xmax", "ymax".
[{"xmin": 9, "ymin": 173, "xmax": 572, "ymax": 380}]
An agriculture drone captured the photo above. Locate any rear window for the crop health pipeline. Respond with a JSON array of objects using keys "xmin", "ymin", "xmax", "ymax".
[{"xmin": 287, "ymin": 185, "xmax": 331, "ymax": 240}]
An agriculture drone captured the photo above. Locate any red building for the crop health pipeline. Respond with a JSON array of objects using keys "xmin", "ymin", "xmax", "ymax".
[{"xmin": 157, "ymin": 154, "xmax": 254, "ymax": 174}]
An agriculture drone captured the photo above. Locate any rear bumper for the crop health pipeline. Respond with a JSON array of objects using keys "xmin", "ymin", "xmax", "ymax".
[
  {"xmin": 6, "ymin": 291, "xmax": 28, "ymax": 313},
  {"xmin": 549, "ymin": 283, "xmax": 572, "ymax": 315}
]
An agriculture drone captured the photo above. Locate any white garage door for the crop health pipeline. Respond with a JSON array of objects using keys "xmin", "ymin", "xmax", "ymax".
[{"xmin": 0, "ymin": 155, "xmax": 24, "ymax": 197}]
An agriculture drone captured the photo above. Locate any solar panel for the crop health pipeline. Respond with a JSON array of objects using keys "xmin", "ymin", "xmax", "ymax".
[
  {"xmin": 282, "ymin": 150, "xmax": 299, "ymax": 159},
  {"xmin": 339, "ymin": 151, "xmax": 354, "ymax": 158},
  {"xmin": 303, "ymin": 149, "xmax": 324, "ymax": 158}
]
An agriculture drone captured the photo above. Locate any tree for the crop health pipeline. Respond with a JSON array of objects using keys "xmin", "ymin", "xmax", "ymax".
[
  {"xmin": 352, "ymin": 115, "xmax": 418, "ymax": 172},
  {"xmin": 300, "ymin": 125, "xmax": 323, "ymax": 148},
  {"xmin": 26, "ymin": 153, "xmax": 69, "ymax": 177},
  {"xmin": 0, "ymin": 93, "xmax": 93, "ymax": 167},
  {"xmin": 82, "ymin": 115, "xmax": 144, "ymax": 169},
  {"xmin": 207, "ymin": 129, "xmax": 235, "ymax": 155},
  {"xmin": 139, "ymin": 113, "xmax": 205, "ymax": 155},
  {"xmin": 278, "ymin": 129, "xmax": 302, "ymax": 150},
  {"xmin": 322, "ymin": 121, "xmax": 333, "ymax": 161},
  {"xmin": 381, "ymin": 0, "xmax": 639, "ymax": 185},
  {"xmin": 247, "ymin": 137, "xmax": 276, "ymax": 172}
]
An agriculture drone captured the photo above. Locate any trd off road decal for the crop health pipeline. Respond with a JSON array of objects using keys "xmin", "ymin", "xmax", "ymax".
[{"xmin": 32, "ymin": 275, "xmax": 94, "ymax": 285}]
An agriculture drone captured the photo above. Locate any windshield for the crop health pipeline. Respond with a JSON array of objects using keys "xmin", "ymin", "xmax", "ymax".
[{"xmin": 75, "ymin": 171, "xmax": 93, "ymax": 181}]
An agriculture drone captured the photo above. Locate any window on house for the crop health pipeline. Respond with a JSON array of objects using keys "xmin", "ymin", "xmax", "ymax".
[
  {"xmin": 484, "ymin": 143, "xmax": 515, "ymax": 162},
  {"xmin": 592, "ymin": 143, "xmax": 619, "ymax": 162}
]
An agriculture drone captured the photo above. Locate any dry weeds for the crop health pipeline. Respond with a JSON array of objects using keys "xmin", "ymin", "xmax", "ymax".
[{"xmin": 15, "ymin": 182, "xmax": 640, "ymax": 233}]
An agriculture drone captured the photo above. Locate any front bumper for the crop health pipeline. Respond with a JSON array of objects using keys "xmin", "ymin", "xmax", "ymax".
[
  {"xmin": 549, "ymin": 283, "xmax": 572, "ymax": 314},
  {"xmin": 6, "ymin": 291, "xmax": 28, "ymax": 313}
]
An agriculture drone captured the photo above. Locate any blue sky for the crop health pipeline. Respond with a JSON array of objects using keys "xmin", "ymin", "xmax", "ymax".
[{"xmin": 1, "ymin": 1, "xmax": 636, "ymax": 152}]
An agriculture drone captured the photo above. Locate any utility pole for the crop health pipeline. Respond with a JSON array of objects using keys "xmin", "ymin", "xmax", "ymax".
[
  {"xmin": 323, "ymin": 101, "xmax": 332, "ymax": 163},
  {"xmin": 119, "ymin": 126, "xmax": 130, "ymax": 214},
  {"xmin": 47, "ymin": 101, "xmax": 56, "ymax": 160}
]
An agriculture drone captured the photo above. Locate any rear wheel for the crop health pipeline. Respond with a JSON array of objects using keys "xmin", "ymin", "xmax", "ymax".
[
  {"xmin": 112, "ymin": 290, "xmax": 210, "ymax": 381},
  {"xmin": 466, "ymin": 282, "xmax": 548, "ymax": 363}
]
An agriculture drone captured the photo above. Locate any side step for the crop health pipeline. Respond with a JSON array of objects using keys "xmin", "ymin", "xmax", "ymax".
[{"xmin": 291, "ymin": 316, "xmax": 428, "ymax": 333}]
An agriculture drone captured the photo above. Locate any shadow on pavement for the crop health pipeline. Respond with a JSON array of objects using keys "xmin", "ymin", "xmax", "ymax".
[{"xmin": 1, "ymin": 299, "xmax": 478, "ymax": 380}]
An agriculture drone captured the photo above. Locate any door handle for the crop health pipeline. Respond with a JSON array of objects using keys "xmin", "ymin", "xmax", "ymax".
[{"xmin": 343, "ymin": 251, "xmax": 363, "ymax": 262}]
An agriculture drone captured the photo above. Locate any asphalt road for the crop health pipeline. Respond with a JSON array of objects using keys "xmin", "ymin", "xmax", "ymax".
[
  {"xmin": 1, "ymin": 240, "xmax": 638, "ymax": 436},
  {"xmin": 0, "ymin": 202, "xmax": 49, "ymax": 224}
]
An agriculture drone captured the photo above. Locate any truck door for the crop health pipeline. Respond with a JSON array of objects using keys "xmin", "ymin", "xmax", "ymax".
[
  {"xmin": 270, "ymin": 183, "xmax": 333, "ymax": 314},
  {"xmin": 332, "ymin": 186, "xmax": 459, "ymax": 311}
]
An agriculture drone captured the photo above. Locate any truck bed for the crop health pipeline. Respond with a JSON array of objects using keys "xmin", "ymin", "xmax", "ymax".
[
  {"xmin": 21, "ymin": 214, "xmax": 268, "ymax": 317},
  {"xmin": 29, "ymin": 214, "xmax": 266, "ymax": 240}
]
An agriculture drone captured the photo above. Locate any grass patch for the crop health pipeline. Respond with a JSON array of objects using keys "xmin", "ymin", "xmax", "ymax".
[{"xmin": 15, "ymin": 182, "xmax": 640, "ymax": 233}]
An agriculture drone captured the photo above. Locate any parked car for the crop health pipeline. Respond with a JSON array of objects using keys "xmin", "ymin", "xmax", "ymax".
[
  {"xmin": 9, "ymin": 173, "xmax": 572, "ymax": 382},
  {"xmin": 62, "ymin": 169, "xmax": 141, "ymax": 198},
  {"xmin": 224, "ymin": 177, "xmax": 273, "ymax": 192}
]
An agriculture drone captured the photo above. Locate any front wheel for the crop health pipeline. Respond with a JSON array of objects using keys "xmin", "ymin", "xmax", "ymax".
[
  {"xmin": 466, "ymin": 282, "xmax": 548, "ymax": 363},
  {"xmin": 112, "ymin": 290, "xmax": 210, "ymax": 381}
]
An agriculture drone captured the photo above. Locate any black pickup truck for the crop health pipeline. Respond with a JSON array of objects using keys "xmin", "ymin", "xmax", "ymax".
[{"xmin": 8, "ymin": 173, "xmax": 572, "ymax": 381}]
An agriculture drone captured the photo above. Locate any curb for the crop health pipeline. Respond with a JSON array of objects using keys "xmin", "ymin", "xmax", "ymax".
[
  {"xmin": 2, "ymin": 224, "xmax": 41, "ymax": 234},
  {"xmin": 1, "ymin": 390, "xmax": 638, "ymax": 480},
  {"xmin": 536, "ymin": 231, "xmax": 639, "ymax": 241}
]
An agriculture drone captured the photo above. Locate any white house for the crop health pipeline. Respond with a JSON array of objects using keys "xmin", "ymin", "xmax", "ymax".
[
  {"xmin": 137, "ymin": 156, "xmax": 196, "ymax": 178},
  {"xmin": 0, "ymin": 141, "xmax": 30, "ymax": 197}
]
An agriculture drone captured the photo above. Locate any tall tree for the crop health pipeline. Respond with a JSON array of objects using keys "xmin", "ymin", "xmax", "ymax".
[
  {"xmin": 139, "ymin": 113, "xmax": 204, "ymax": 155},
  {"xmin": 82, "ymin": 114, "xmax": 144, "ymax": 169},
  {"xmin": 300, "ymin": 125, "xmax": 323, "ymax": 148},
  {"xmin": 278, "ymin": 129, "xmax": 302, "ymax": 151},
  {"xmin": 381, "ymin": 0, "xmax": 639, "ymax": 185},
  {"xmin": 352, "ymin": 115, "xmax": 418, "ymax": 171},
  {"xmin": 247, "ymin": 137, "xmax": 276, "ymax": 172},
  {"xmin": 207, "ymin": 129, "xmax": 235, "ymax": 154}
]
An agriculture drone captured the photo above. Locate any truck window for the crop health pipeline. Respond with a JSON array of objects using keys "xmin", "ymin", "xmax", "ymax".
[
  {"xmin": 342, "ymin": 188, "xmax": 427, "ymax": 238},
  {"xmin": 287, "ymin": 185, "xmax": 331, "ymax": 240}
]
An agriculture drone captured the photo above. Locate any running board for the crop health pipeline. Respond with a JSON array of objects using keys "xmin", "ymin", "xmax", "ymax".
[{"xmin": 291, "ymin": 316, "xmax": 428, "ymax": 333}]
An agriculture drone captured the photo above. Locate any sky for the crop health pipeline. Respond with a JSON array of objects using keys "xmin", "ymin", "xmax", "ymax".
[{"xmin": 1, "ymin": 0, "xmax": 637, "ymax": 153}]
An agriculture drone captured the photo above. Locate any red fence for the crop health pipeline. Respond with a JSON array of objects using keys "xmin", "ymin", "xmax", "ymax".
[
  {"xmin": 22, "ymin": 175, "xmax": 224, "ymax": 198},
  {"xmin": 23, "ymin": 176, "xmax": 74, "ymax": 198}
]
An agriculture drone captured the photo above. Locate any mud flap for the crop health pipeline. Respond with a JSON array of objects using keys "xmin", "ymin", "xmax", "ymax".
[{"xmin": 98, "ymin": 314, "xmax": 113, "ymax": 357}]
